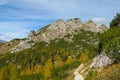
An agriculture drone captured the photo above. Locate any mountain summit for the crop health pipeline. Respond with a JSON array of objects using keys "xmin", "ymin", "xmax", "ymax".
[{"xmin": 28, "ymin": 18, "xmax": 107, "ymax": 42}]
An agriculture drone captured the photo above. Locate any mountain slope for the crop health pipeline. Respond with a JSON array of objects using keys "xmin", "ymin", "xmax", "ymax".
[
  {"xmin": 0, "ymin": 17, "xmax": 119, "ymax": 80},
  {"xmin": 0, "ymin": 18, "xmax": 102, "ymax": 80}
]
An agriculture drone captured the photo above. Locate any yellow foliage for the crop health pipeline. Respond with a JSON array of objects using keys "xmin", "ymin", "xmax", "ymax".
[
  {"xmin": 20, "ymin": 70, "xmax": 25, "ymax": 76},
  {"xmin": 21, "ymin": 68, "xmax": 32, "ymax": 76},
  {"xmin": 41, "ymin": 56, "xmax": 45, "ymax": 63},
  {"xmin": 66, "ymin": 56, "xmax": 75, "ymax": 64},
  {"xmin": 54, "ymin": 54, "xmax": 64, "ymax": 67},
  {"xmin": 33, "ymin": 64, "xmax": 43, "ymax": 74},
  {"xmin": 43, "ymin": 58, "xmax": 53, "ymax": 79},
  {"xmin": 26, "ymin": 68, "xmax": 32, "ymax": 75},
  {"xmin": 0, "ymin": 66, "xmax": 8, "ymax": 80},
  {"xmin": 60, "ymin": 49, "xmax": 69, "ymax": 56},
  {"xmin": 80, "ymin": 52, "xmax": 88, "ymax": 63}
]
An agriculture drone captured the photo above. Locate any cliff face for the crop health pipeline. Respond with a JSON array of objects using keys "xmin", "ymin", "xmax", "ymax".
[{"xmin": 28, "ymin": 18, "xmax": 107, "ymax": 43}]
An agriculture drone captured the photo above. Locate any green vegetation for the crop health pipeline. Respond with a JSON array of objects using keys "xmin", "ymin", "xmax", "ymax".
[
  {"xmin": 99, "ymin": 27, "xmax": 120, "ymax": 63},
  {"xmin": 20, "ymin": 73, "xmax": 44, "ymax": 80},
  {"xmin": 0, "ymin": 13, "xmax": 120, "ymax": 80},
  {"xmin": 0, "ymin": 29, "xmax": 98, "ymax": 80},
  {"xmin": 52, "ymin": 61, "xmax": 80, "ymax": 80},
  {"xmin": 110, "ymin": 13, "xmax": 120, "ymax": 28},
  {"xmin": 85, "ymin": 68, "xmax": 97, "ymax": 80},
  {"xmin": 85, "ymin": 13, "xmax": 120, "ymax": 80}
]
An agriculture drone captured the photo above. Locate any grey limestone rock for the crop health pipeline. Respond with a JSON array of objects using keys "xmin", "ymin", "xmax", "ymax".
[
  {"xmin": 90, "ymin": 53, "xmax": 113, "ymax": 68},
  {"xmin": 11, "ymin": 40, "xmax": 35, "ymax": 53}
]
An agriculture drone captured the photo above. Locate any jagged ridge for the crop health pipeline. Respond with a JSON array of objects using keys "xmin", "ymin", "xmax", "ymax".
[{"xmin": 11, "ymin": 18, "xmax": 107, "ymax": 53}]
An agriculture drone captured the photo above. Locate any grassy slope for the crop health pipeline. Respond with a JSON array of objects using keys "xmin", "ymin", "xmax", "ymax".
[{"xmin": 94, "ymin": 63, "xmax": 120, "ymax": 80}]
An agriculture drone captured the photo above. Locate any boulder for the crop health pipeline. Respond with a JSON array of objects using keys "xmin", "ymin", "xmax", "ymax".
[{"xmin": 90, "ymin": 53, "xmax": 113, "ymax": 68}]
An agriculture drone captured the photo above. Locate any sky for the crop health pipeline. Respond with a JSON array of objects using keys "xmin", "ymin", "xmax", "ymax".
[{"xmin": 0, "ymin": 0, "xmax": 120, "ymax": 41}]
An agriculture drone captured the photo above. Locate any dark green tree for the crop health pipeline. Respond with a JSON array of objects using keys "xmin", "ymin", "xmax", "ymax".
[{"xmin": 110, "ymin": 13, "xmax": 120, "ymax": 28}]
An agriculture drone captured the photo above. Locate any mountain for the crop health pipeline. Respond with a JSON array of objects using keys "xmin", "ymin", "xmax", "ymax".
[
  {"xmin": 10, "ymin": 18, "xmax": 107, "ymax": 53},
  {"xmin": 0, "ymin": 39, "xmax": 6, "ymax": 43},
  {"xmin": 0, "ymin": 17, "xmax": 119, "ymax": 80},
  {"xmin": 28, "ymin": 18, "xmax": 106, "ymax": 42}
]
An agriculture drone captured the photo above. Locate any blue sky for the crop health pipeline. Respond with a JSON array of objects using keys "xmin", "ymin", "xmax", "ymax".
[{"xmin": 0, "ymin": 0, "xmax": 120, "ymax": 41}]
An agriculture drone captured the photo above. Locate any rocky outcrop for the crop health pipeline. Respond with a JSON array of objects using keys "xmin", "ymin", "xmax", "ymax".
[
  {"xmin": 83, "ymin": 20, "xmax": 107, "ymax": 32},
  {"xmin": 11, "ymin": 40, "xmax": 35, "ymax": 53},
  {"xmin": 90, "ymin": 53, "xmax": 113, "ymax": 68},
  {"xmin": 28, "ymin": 30, "xmax": 36, "ymax": 37},
  {"xmin": 66, "ymin": 18, "xmax": 83, "ymax": 29},
  {"xmin": 0, "ymin": 39, "xmax": 21, "ymax": 54}
]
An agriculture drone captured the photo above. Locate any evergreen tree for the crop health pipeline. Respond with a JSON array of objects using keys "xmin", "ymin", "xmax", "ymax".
[{"xmin": 110, "ymin": 13, "xmax": 120, "ymax": 28}]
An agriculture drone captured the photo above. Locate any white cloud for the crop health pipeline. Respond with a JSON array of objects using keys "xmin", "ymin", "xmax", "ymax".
[
  {"xmin": 0, "ymin": 21, "xmax": 37, "ymax": 41},
  {"xmin": 92, "ymin": 18, "xmax": 106, "ymax": 23},
  {"xmin": 0, "ymin": 21, "xmax": 51, "ymax": 41},
  {"xmin": 0, "ymin": 0, "xmax": 8, "ymax": 5},
  {"xmin": 92, "ymin": 17, "xmax": 109, "ymax": 26},
  {"xmin": 0, "ymin": 33, "xmax": 10, "ymax": 41}
]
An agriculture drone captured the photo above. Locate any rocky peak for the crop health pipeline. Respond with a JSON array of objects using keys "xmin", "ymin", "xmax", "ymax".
[
  {"xmin": 83, "ymin": 20, "xmax": 107, "ymax": 32},
  {"xmin": 55, "ymin": 19, "xmax": 64, "ymax": 23},
  {"xmin": 66, "ymin": 18, "xmax": 83, "ymax": 29},
  {"xmin": 85, "ymin": 20, "xmax": 95, "ymax": 24},
  {"xmin": 66, "ymin": 18, "xmax": 82, "ymax": 24},
  {"xmin": 97, "ymin": 24, "xmax": 107, "ymax": 32},
  {"xmin": 83, "ymin": 20, "xmax": 96, "ymax": 31},
  {"xmin": 27, "ymin": 18, "xmax": 107, "ymax": 42},
  {"xmin": 48, "ymin": 19, "xmax": 66, "ymax": 30},
  {"xmin": 28, "ymin": 30, "xmax": 36, "ymax": 37}
]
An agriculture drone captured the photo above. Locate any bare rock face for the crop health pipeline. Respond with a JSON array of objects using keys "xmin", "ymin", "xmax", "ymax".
[
  {"xmin": 66, "ymin": 18, "xmax": 83, "ymax": 29},
  {"xmin": 28, "ymin": 18, "xmax": 83, "ymax": 42},
  {"xmin": 83, "ymin": 20, "xmax": 97, "ymax": 32},
  {"xmin": 83, "ymin": 19, "xmax": 107, "ymax": 33},
  {"xmin": 11, "ymin": 40, "xmax": 35, "ymax": 53},
  {"xmin": 28, "ymin": 30, "xmax": 36, "ymax": 37},
  {"xmin": 83, "ymin": 20, "xmax": 107, "ymax": 32},
  {"xmin": 90, "ymin": 53, "xmax": 113, "ymax": 68},
  {"xmin": 97, "ymin": 24, "xmax": 107, "ymax": 32},
  {"xmin": 28, "ymin": 18, "xmax": 107, "ymax": 43}
]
